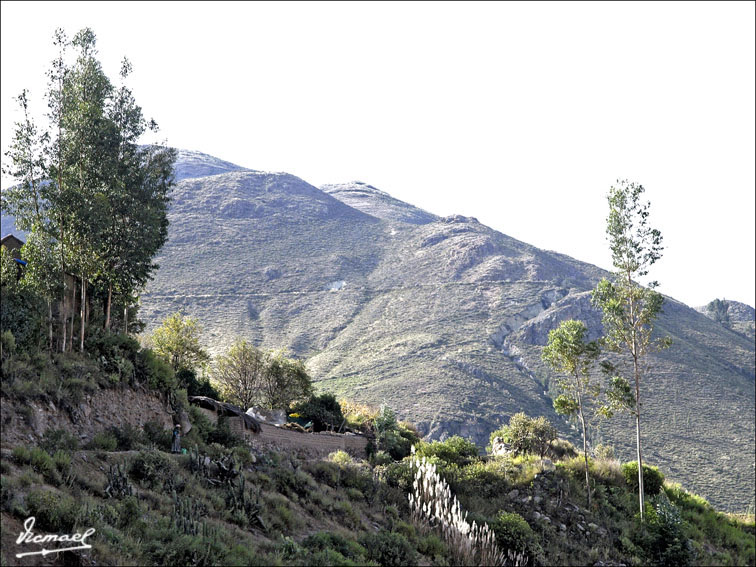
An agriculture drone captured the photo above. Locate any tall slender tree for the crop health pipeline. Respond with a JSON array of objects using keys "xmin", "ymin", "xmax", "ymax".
[
  {"xmin": 542, "ymin": 319, "xmax": 600, "ymax": 509},
  {"xmin": 2, "ymin": 27, "xmax": 175, "ymax": 351},
  {"xmin": 591, "ymin": 180, "xmax": 671, "ymax": 520}
]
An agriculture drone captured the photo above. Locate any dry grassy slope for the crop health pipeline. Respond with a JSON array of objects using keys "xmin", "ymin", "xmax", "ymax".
[{"xmin": 140, "ymin": 152, "xmax": 755, "ymax": 512}]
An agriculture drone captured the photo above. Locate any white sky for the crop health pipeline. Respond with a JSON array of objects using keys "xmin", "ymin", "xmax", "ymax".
[{"xmin": 2, "ymin": 1, "xmax": 754, "ymax": 308}]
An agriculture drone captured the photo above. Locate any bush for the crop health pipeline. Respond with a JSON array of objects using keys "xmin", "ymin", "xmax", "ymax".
[
  {"xmin": 29, "ymin": 446, "xmax": 58, "ymax": 482},
  {"xmin": 622, "ymin": 461, "xmax": 665, "ymax": 495},
  {"xmin": 302, "ymin": 531, "xmax": 367, "ymax": 561},
  {"xmin": 632, "ymin": 498, "xmax": 693, "ymax": 566},
  {"xmin": 495, "ymin": 413, "xmax": 556, "ymax": 458},
  {"xmin": 143, "ymin": 420, "xmax": 172, "ymax": 450},
  {"xmin": 136, "ymin": 347, "xmax": 176, "ymax": 392},
  {"xmin": 110, "ymin": 423, "xmax": 146, "ymax": 451},
  {"xmin": 415, "ymin": 435, "xmax": 480, "ymax": 466},
  {"xmin": 177, "ymin": 368, "xmax": 220, "ymax": 398},
  {"xmin": 39, "ymin": 428, "xmax": 80, "ymax": 454},
  {"xmin": 26, "ymin": 489, "xmax": 80, "ymax": 532},
  {"xmin": 12, "ymin": 446, "xmax": 31, "ymax": 464},
  {"xmin": 86, "ymin": 431, "xmax": 118, "ymax": 451},
  {"xmin": 85, "ymin": 328, "xmax": 142, "ymax": 383},
  {"xmin": 593, "ymin": 443, "xmax": 616, "ymax": 460},
  {"xmin": 129, "ymin": 449, "xmax": 174, "ymax": 489},
  {"xmin": 292, "ymin": 393, "xmax": 344, "ymax": 432},
  {"xmin": 207, "ymin": 416, "xmax": 245, "ymax": 448},
  {"xmin": 491, "ymin": 511, "xmax": 540, "ymax": 557},
  {"xmin": 359, "ymin": 530, "xmax": 418, "ymax": 566}
]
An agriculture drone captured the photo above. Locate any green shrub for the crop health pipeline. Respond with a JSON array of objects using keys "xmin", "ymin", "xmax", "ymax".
[
  {"xmin": 52, "ymin": 450, "xmax": 72, "ymax": 474},
  {"xmin": 622, "ymin": 461, "xmax": 665, "ymax": 495},
  {"xmin": 302, "ymin": 531, "xmax": 367, "ymax": 561},
  {"xmin": 129, "ymin": 449, "xmax": 174, "ymax": 489},
  {"xmin": 415, "ymin": 435, "xmax": 480, "ymax": 466},
  {"xmin": 143, "ymin": 420, "xmax": 172, "ymax": 450},
  {"xmin": 491, "ymin": 511, "xmax": 540, "ymax": 556},
  {"xmin": 328, "ymin": 450, "xmax": 352, "ymax": 466},
  {"xmin": 359, "ymin": 530, "xmax": 418, "ymax": 566},
  {"xmin": 86, "ymin": 430, "xmax": 118, "ymax": 451},
  {"xmin": 188, "ymin": 406, "xmax": 214, "ymax": 442},
  {"xmin": 593, "ymin": 443, "xmax": 616, "ymax": 460},
  {"xmin": 110, "ymin": 423, "xmax": 145, "ymax": 450},
  {"xmin": 118, "ymin": 495, "xmax": 141, "ymax": 528},
  {"xmin": 207, "ymin": 416, "xmax": 244, "ymax": 448},
  {"xmin": 137, "ymin": 347, "xmax": 176, "ymax": 392},
  {"xmin": 632, "ymin": 498, "xmax": 693, "ymax": 566},
  {"xmin": 39, "ymin": 428, "xmax": 80, "ymax": 454},
  {"xmin": 494, "ymin": 413, "xmax": 557, "ymax": 458},
  {"xmin": 29, "ymin": 446, "xmax": 58, "ymax": 482},
  {"xmin": 12, "ymin": 446, "xmax": 31, "ymax": 464},
  {"xmin": 25, "ymin": 489, "xmax": 80, "ymax": 532},
  {"xmin": 291, "ymin": 393, "xmax": 344, "ymax": 432},
  {"xmin": 177, "ymin": 368, "xmax": 220, "ymax": 398}
]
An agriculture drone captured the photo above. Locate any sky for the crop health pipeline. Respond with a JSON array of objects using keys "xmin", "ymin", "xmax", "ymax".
[{"xmin": 1, "ymin": 1, "xmax": 754, "ymax": 308}]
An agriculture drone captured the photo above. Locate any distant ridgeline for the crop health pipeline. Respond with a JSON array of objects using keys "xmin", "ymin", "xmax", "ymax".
[{"xmin": 63, "ymin": 149, "xmax": 754, "ymax": 513}]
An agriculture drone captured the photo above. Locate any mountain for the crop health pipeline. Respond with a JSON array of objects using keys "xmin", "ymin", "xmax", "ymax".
[
  {"xmin": 4, "ymin": 150, "xmax": 754, "ymax": 512},
  {"xmin": 321, "ymin": 181, "xmax": 439, "ymax": 225},
  {"xmin": 696, "ymin": 299, "xmax": 756, "ymax": 341}
]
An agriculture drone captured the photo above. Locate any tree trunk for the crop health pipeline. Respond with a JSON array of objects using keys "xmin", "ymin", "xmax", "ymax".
[
  {"xmin": 61, "ymin": 276, "xmax": 67, "ymax": 352},
  {"xmin": 579, "ymin": 397, "xmax": 591, "ymax": 510},
  {"xmin": 124, "ymin": 305, "xmax": 128, "ymax": 335},
  {"xmin": 105, "ymin": 282, "xmax": 112, "ymax": 329},
  {"xmin": 48, "ymin": 300, "xmax": 53, "ymax": 352},
  {"xmin": 80, "ymin": 275, "xmax": 86, "ymax": 353},
  {"xmin": 634, "ymin": 360, "xmax": 645, "ymax": 522}
]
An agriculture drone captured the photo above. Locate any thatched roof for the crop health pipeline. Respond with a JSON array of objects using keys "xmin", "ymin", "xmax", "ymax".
[{"xmin": 188, "ymin": 396, "xmax": 262, "ymax": 433}]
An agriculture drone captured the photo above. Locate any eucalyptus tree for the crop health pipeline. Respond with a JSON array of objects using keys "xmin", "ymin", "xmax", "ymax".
[
  {"xmin": 542, "ymin": 319, "xmax": 600, "ymax": 508},
  {"xmin": 100, "ymin": 58, "xmax": 174, "ymax": 329},
  {"xmin": 1, "ymin": 90, "xmax": 61, "ymax": 349},
  {"xmin": 591, "ymin": 180, "xmax": 671, "ymax": 520},
  {"xmin": 2, "ymin": 27, "xmax": 174, "ymax": 351}
]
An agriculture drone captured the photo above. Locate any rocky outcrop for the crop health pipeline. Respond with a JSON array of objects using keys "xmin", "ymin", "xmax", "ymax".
[{"xmin": 0, "ymin": 388, "xmax": 173, "ymax": 448}]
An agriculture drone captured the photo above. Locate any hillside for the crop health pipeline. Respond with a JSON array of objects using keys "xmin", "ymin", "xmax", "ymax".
[
  {"xmin": 5, "ymin": 149, "xmax": 752, "ymax": 513},
  {"xmin": 1, "ymin": 373, "xmax": 754, "ymax": 567},
  {"xmin": 696, "ymin": 299, "xmax": 756, "ymax": 341}
]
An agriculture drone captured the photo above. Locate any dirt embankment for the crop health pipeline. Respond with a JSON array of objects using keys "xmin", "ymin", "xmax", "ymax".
[{"xmin": 0, "ymin": 387, "xmax": 173, "ymax": 448}]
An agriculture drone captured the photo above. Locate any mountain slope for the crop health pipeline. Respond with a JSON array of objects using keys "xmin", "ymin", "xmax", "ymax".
[{"xmin": 130, "ymin": 151, "xmax": 755, "ymax": 512}]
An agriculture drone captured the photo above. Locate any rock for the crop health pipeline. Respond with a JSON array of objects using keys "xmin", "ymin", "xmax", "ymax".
[
  {"xmin": 559, "ymin": 523, "xmax": 567, "ymax": 532},
  {"xmin": 490, "ymin": 436, "xmax": 512, "ymax": 456},
  {"xmin": 508, "ymin": 489, "xmax": 519, "ymax": 499},
  {"xmin": 588, "ymin": 523, "xmax": 599, "ymax": 531},
  {"xmin": 534, "ymin": 495, "xmax": 543, "ymax": 504},
  {"xmin": 533, "ymin": 511, "xmax": 541, "ymax": 520},
  {"xmin": 540, "ymin": 458, "xmax": 555, "ymax": 471},
  {"xmin": 577, "ymin": 523, "xmax": 585, "ymax": 532},
  {"xmin": 542, "ymin": 516, "xmax": 551, "ymax": 524}
]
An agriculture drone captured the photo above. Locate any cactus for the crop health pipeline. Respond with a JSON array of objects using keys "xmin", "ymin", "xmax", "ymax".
[
  {"xmin": 105, "ymin": 463, "xmax": 134, "ymax": 499},
  {"xmin": 225, "ymin": 474, "xmax": 265, "ymax": 530},
  {"xmin": 172, "ymin": 494, "xmax": 207, "ymax": 536}
]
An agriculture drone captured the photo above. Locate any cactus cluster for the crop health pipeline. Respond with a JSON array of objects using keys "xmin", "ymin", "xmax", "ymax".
[
  {"xmin": 104, "ymin": 463, "xmax": 134, "ymax": 499},
  {"xmin": 172, "ymin": 493, "xmax": 216, "ymax": 540},
  {"xmin": 225, "ymin": 473, "xmax": 265, "ymax": 530},
  {"xmin": 188, "ymin": 445, "xmax": 241, "ymax": 486}
]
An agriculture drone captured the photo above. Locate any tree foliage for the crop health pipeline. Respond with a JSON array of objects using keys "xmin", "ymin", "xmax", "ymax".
[
  {"xmin": 498, "ymin": 412, "xmax": 556, "ymax": 459},
  {"xmin": 590, "ymin": 179, "xmax": 671, "ymax": 520},
  {"xmin": 542, "ymin": 319, "xmax": 600, "ymax": 507},
  {"xmin": 213, "ymin": 339, "xmax": 312, "ymax": 411},
  {"xmin": 150, "ymin": 312, "xmax": 209, "ymax": 374},
  {"xmin": 1, "ymin": 27, "xmax": 175, "ymax": 353}
]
